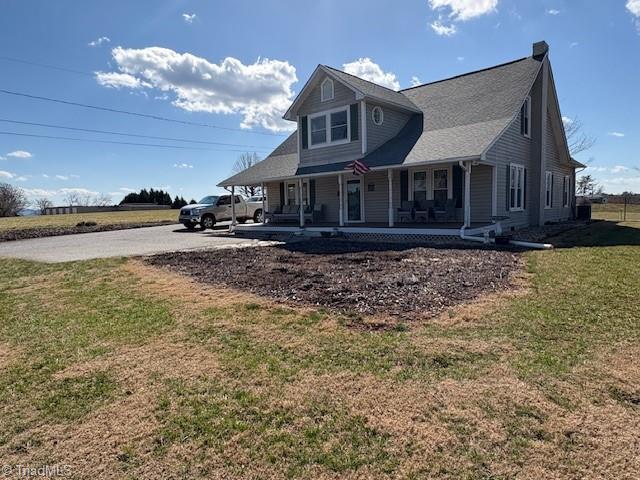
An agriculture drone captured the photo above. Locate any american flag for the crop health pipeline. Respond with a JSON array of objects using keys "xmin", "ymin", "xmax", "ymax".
[{"xmin": 345, "ymin": 159, "xmax": 370, "ymax": 176}]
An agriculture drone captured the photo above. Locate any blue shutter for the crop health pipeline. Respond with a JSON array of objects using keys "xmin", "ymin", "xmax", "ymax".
[
  {"xmin": 301, "ymin": 116, "xmax": 308, "ymax": 150},
  {"xmin": 350, "ymin": 104, "xmax": 359, "ymax": 141},
  {"xmin": 453, "ymin": 166, "xmax": 463, "ymax": 208},
  {"xmin": 400, "ymin": 170, "xmax": 408, "ymax": 202},
  {"xmin": 310, "ymin": 179, "xmax": 316, "ymax": 207}
]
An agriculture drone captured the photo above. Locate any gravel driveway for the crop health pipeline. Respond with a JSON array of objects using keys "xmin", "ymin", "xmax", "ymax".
[{"xmin": 0, "ymin": 224, "xmax": 275, "ymax": 263}]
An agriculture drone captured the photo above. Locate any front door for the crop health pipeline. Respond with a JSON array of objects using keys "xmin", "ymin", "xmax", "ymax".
[{"xmin": 346, "ymin": 179, "xmax": 363, "ymax": 222}]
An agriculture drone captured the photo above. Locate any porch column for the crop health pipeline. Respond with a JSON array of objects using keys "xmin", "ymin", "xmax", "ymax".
[
  {"xmin": 231, "ymin": 185, "xmax": 237, "ymax": 227},
  {"xmin": 463, "ymin": 162, "xmax": 472, "ymax": 228},
  {"xmin": 298, "ymin": 178, "xmax": 304, "ymax": 227},
  {"xmin": 338, "ymin": 174, "xmax": 344, "ymax": 227},
  {"xmin": 261, "ymin": 182, "xmax": 266, "ymax": 223},
  {"xmin": 387, "ymin": 169, "xmax": 394, "ymax": 227}
]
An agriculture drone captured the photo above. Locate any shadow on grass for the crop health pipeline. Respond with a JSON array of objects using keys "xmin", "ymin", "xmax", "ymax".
[{"xmin": 549, "ymin": 220, "xmax": 640, "ymax": 248}]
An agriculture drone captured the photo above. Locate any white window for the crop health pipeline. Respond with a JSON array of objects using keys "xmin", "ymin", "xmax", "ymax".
[
  {"xmin": 330, "ymin": 109, "xmax": 348, "ymax": 142},
  {"xmin": 563, "ymin": 175, "xmax": 570, "ymax": 207},
  {"xmin": 310, "ymin": 115, "xmax": 327, "ymax": 146},
  {"xmin": 285, "ymin": 181, "xmax": 310, "ymax": 206},
  {"xmin": 372, "ymin": 106, "xmax": 384, "ymax": 126},
  {"xmin": 545, "ymin": 171, "xmax": 553, "ymax": 209},
  {"xmin": 510, "ymin": 164, "xmax": 525, "ymax": 211},
  {"xmin": 520, "ymin": 96, "xmax": 531, "ymax": 138},
  {"xmin": 320, "ymin": 78, "xmax": 334, "ymax": 102},
  {"xmin": 413, "ymin": 171, "xmax": 427, "ymax": 202},
  {"xmin": 433, "ymin": 169, "xmax": 448, "ymax": 210},
  {"xmin": 308, "ymin": 107, "xmax": 350, "ymax": 148}
]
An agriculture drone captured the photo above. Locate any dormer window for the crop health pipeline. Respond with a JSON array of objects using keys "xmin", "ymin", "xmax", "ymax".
[
  {"xmin": 321, "ymin": 78, "xmax": 334, "ymax": 102},
  {"xmin": 520, "ymin": 96, "xmax": 531, "ymax": 138}
]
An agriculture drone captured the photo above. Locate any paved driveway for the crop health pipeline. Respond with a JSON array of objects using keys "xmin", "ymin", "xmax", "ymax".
[{"xmin": 0, "ymin": 224, "xmax": 275, "ymax": 263}]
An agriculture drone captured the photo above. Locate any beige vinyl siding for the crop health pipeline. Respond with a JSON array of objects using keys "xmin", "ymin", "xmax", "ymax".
[
  {"xmin": 265, "ymin": 181, "xmax": 281, "ymax": 212},
  {"xmin": 365, "ymin": 103, "xmax": 410, "ymax": 153},
  {"xmin": 543, "ymin": 112, "xmax": 573, "ymax": 223},
  {"xmin": 470, "ymin": 164, "xmax": 493, "ymax": 223},
  {"xmin": 313, "ymin": 176, "xmax": 340, "ymax": 223},
  {"xmin": 298, "ymin": 75, "xmax": 362, "ymax": 168}
]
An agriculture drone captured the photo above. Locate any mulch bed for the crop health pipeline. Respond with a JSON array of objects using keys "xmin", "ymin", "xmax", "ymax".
[
  {"xmin": 0, "ymin": 221, "xmax": 177, "ymax": 242},
  {"xmin": 146, "ymin": 240, "xmax": 522, "ymax": 319}
]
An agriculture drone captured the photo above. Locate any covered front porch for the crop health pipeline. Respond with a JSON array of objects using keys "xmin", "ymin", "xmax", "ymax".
[{"xmin": 228, "ymin": 160, "xmax": 501, "ymax": 237}]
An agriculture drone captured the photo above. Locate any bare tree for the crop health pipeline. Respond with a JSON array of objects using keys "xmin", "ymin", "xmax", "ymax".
[
  {"xmin": 563, "ymin": 117, "xmax": 596, "ymax": 156},
  {"xmin": 34, "ymin": 197, "xmax": 53, "ymax": 214},
  {"xmin": 576, "ymin": 175, "xmax": 603, "ymax": 196},
  {"xmin": 0, "ymin": 183, "xmax": 29, "ymax": 217},
  {"xmin": 64, "ymin": 191, "xmax": 81, "ymax": 206},
  {"xmin": 92, "ymin": 193, "xmax": 112, "ymax": 207},
  {"xmin": 228, "ymin": 152, "xmax": 262, "ymax": 197}
]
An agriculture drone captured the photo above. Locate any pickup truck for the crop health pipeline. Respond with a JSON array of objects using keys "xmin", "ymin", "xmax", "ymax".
[{"xmin": 179, "ymin": 195, "xmax": 261, "ymax": 230}]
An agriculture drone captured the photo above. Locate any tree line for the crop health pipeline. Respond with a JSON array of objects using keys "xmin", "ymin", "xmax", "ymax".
[{"xmin": 120, "ymin": 188, "xmax": 196, "ymax": 209}]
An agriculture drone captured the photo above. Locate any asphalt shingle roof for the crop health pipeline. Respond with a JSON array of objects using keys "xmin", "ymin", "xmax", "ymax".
[{"xmin": 219, "ymin": 56, "xmax": 544, "ymax": 186}]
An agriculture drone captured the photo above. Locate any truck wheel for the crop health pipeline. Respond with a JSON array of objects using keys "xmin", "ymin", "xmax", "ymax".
[
  {"xmin": 200, "ymin": 214, "xmax": 215, "ymax": 230},
  {"xmin": 253, "ymin": 209, "xmax": 263, "ymax": 223}
]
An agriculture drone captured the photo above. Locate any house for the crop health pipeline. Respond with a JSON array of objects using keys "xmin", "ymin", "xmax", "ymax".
[{"xmin": 219, "ymin": 41, "xmax": 585, "ymax": 238}]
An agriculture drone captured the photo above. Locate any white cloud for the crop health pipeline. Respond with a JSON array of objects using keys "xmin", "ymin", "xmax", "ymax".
[
  {"xmin": 182, "ymin": 13, "xmax": 197, "ymax": 24},
  {"xmin": 59, "ymin": 187, "xmax": 98, "ymax": 196},
  {"xmin": 627, "ymin": 0, "xmax": 640, "ymax": 17},
  {"xmin": 608, "ymin": 131, "xmax": 625, "ymax": 137},
  {"xmin": 428, "ymin": 0, "xmax": 498, "ymax": 21},
  {"xmin": 15, "ymin": 176, "xmax": 28, "ymax": 182},
  {"xmin": 430, "ymin": 19, "xmax": 457, "ymax": 36},
  {"xmin": 0, "ymin": 156, "xmax": 5, "ymax": 161},
  {"xmin": 0, "ymin": 170, "xmax": 15, "ymax": 179},
  {"xmin": 88, "ymin": 36, "xmax": 111, "ymax": 47},
  {"xmin": 546, "ymin": 9, "xmax": 560, "ymax": 15},
  {"xmin": 562, "ymin": 116, "xmax": 573, "ymax": 127},
  {"xmin": 119, "ymin": 187, "xmax": 136, "ymax": 193},
  {"xmin": 457, "ymin": 56, "xmax": 465, "ymax": 62},
  {"xmin": 342, "ymin": 58, "xmax": 400, "ymax": 90},
  {"xmin": 6, "ymin": 150, "xmax": 33, "ymax": 159},
  {"xmin": 410, "ymin": 76, "xmax": 422, "ymax": 87},
  {"xmin": 95, "ymin": 47, "xmax": 298, "ymax": 132},
  {"xmin": 22, "ymin": 188, "xmax": 58, "ymax": 197},
  {"xmin": 55, "ymin": 175, "xmax": 69, "ymax": 180},
  {"xmin": 570, "ymin": 42, "xmax": 579, "ymax": 48},
  {"xmin": 173, "ymin": 163, "xmax": 193, "ymax": 169},
  {"xmin": 42, "ymin": 174, "xmax": 49, "ymax": 178},
  {"xmin": 612, "ymin": 165, "xmax": 629, "ymax": 173},
  {"xmin": 95, "ymin": 72, "xmax": 150, "ymax": 89}
]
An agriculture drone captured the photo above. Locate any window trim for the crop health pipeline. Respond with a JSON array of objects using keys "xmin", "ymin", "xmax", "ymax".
[
  {"xmin": 307, "ymin": 106, "xmax": 351, "ymax": 150},
  {"xmin": 320, "ymin": 78, "xmax": 334, "ymax": 102},
  {"xmin": 432, "ymin": 168, "xmax": 449, "ymax": 212},
  {"xmin": 545, "ymin": 171, "xmax": 553, "ymax": 209},
  {"xmin": 285, "ymin": 180, "xmax": 310, "ymax": 206},
  {"xmin": 521, "ymin": 96, "xmax": 531, "ymax": 138},
  {"xmin": 371, "ymin": 106, "xmax": 384, "ymax": 126},
  {"xmin": 563, "ymin": 175, "xmax": 571, "ymax": 208},
  {"xmin": 408, "ymin": 166, "xmax": 452, "ymax": 204},
  {"xmin": 509, "ymin": 163, "xmax": 525, "ymax": 212}
]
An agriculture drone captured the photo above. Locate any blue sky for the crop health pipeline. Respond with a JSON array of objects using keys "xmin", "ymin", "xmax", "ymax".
[{"xmin": 1, "ymin": 0, "xmax": 639, "ymax": 205}]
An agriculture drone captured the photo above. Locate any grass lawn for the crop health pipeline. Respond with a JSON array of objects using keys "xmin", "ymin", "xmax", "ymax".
[
  {"xmin": 592, "ymin": 202, "xmax": 640, "ymax": 222},
  {"xmin": 0, "ymin": 209, "xmax": 178, "ymax": 232},
  {"xmin": 0, "ymin": 220, "xmax": 638, "ymax": 478}
]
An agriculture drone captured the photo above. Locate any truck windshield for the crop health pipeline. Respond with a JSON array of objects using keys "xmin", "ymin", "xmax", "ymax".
[{"xmin": 198, "ymin": 196, "xmax": 219, "ymax": 205}]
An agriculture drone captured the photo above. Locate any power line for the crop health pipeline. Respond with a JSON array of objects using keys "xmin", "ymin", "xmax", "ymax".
[
  {"xmin": 0, "ymin": 56, "xmax": 93, "ymax": 77},
  {"xmin": 0, "ymin": 88, "xmax": 288, "ymax": 137},
  {"xmin": 0, "ymin": 131, "xmax": 272, "ymax": 152},
  {"xmin": 0, "ymin": 118, "xmax": 274, "ymax": 149}
]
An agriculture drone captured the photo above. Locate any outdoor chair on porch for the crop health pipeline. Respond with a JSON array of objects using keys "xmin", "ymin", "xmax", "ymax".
[
  {"xmin": 269, "ymin": 204, "xmax": 300, "ymax": 223},
  {"xmin": 434, "ymin": 199, "xmax": 457, "ymax": 222},
  {"xmin": 303, "ymin": 204, "xmax": 324, "ymax": 224},
  {"xmin": 397, "ymin": 201, "xmax": 415, "ymax": 223},
  {"xmin": 414, "ymin": 200, "xmax": 435, "ymax": 222}
]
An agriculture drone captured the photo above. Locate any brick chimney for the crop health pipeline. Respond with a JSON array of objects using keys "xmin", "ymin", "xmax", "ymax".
[{"xmin": 533, "ymin": 41, "xmax": 549, "ymax": 60}]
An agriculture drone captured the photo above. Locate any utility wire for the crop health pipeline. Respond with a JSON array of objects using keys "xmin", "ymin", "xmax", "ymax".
[
  {"xmin": 0, "ymin": 118, "xmax": 274, "ymax": 149},
  {"xmin": 0, "ymin": 88, "xmax": 288, "ymax": 137},
  {"xmin": 0, "ymin": 56, "xmax": 94, "ymax": 77},
  {"xmin": 0, "ymin": 131, "xmax": 272, "ymax": 152}
]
